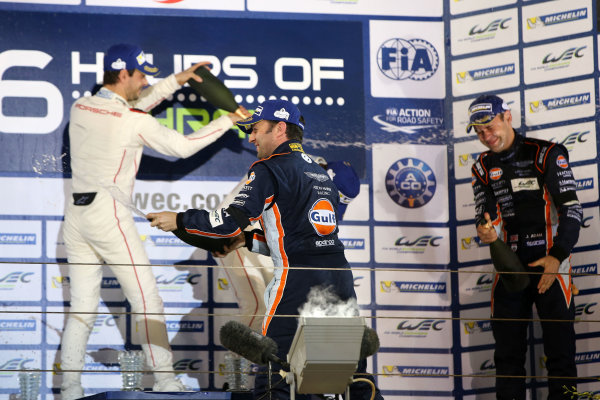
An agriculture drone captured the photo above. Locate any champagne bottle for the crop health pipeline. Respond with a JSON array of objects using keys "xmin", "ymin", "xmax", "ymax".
[
  {"xmin": 488, "ymin": 238, "xmax": 530, "ymax": 292},
  {"xmin": 188, "ymin": 66, "xmax": 246, "ymax": 118}
]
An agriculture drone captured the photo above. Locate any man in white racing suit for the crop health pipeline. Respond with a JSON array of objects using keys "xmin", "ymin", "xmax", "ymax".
[{"xmin": 61, "ymin": 43, "xmax": 248, "ymax": 399}]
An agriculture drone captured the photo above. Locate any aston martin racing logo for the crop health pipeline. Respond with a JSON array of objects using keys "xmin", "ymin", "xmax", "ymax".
[{"xmin": 385, "ymin": 158, "xmax": 436, "ymax": 208}]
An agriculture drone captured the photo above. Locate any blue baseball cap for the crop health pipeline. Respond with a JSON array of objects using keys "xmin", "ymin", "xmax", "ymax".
[
  {"xmin": 103, "ymin": 43, "xmax": 160, "ymax": 76},
  {"xmin": 466, "ymin": 94, "xmax": 510, "ymax": 133},
  {"xmin": 236, "ymin": 99, "xmax": 304, "ymax": 134},
  {"xmin": 327, "ymin": 161, "xmax": 360, "ymax": 218}
]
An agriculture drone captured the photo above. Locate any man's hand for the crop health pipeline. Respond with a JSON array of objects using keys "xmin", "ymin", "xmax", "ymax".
[
  {"xmin": 147, "ymin": 211, "xmax": 178, "ymax": 232},
  {"xmin": 211, "ymin": 233, "xmax": 246, "ymax": 258},
  {"xmin": 476, "ymin": 212, "xmax": 498, "ymax": 244},
  {"xmin": 175, "ymin": 62, "xmax": 211, "ymax": 86},
  {"xmin": 528, "ymin": 255, "xmax": 560, "ymax": 294},
  {"xmin": 228, "ymin": 106, "xmax": 251, "ymax": 123}
]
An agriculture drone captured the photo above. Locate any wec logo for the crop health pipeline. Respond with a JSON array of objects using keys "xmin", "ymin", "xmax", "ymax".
[
  {"xmin": 551, "ymin": 130, "xmax": 589, "ymax": 151},
  {"xmin": 0, "ymin": 271, "xmax": 34, "ymax": 284},
  {"xmin": 542, "ymin": 46, "xmax": 586, "ymax": 64},
  {"xmin": 0, "ymin": 358, "xmax": 35, "ymax": 371},
  {"xmin": 156, "ymin": 273, "xmax": 201, "ymax": 286},
  {"xmin": 397, "ymin": 319, "xmax": 444, "ymax": 331},
  {"xmin": 395, "ymin": 236, "xmax": 442, "ymax": 247},
  {"xmin": 173, "ymin": 359, "xmax": 203, "ymax": 371},
  {"xmin": 469, "ymin": 18, "xmax": 511, "ymax": 35}
]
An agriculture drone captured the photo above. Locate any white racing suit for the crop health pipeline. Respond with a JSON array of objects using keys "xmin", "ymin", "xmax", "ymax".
[{"xmin": 61, "ymin": 74, "xmax": 234, "ymax": 397}]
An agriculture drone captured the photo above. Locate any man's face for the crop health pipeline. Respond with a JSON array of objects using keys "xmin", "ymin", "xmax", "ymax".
[
  {"xmin": 248, "ymin": 120, "xmax": 277, "ymax": 159},
  {"xmin": 473, "ymin": 111, "xmax": 514, "ymax": 153},
  {"xmin": 123, "ymin": 69, "xmax": 148, "ymax": 101}
]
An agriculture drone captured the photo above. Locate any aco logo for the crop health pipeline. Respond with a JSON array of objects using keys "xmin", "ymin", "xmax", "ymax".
[
  {"xmin": 489, "ymin": 167, "xmax": 503, "ymax": 180},
  {"xmin": 308, "ymin": 199, "xmax": 337, "ymax": 236},
  {"xmin": 385, "ymin": 158, "xmax": 436, "ymax": 208}
]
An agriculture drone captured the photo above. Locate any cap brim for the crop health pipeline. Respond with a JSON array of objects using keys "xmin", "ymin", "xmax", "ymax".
[
  {"xmin": 465, "ymin": 114, "xmax": 496, "ymax": 133},
  {"xmin": 236, "ymin": 114, "xmax": 264, "ymax": 134},
  {"xmin": 138, "ymin": 62, "xmax": 160, "ymax": 76}
]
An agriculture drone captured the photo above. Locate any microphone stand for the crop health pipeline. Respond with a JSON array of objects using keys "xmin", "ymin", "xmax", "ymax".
[{"xmin": 268, "ymin": 361, "xmax": 272, "ymax": 400}]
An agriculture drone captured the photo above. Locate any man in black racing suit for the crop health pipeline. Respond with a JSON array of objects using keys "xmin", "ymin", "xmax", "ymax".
[
  {"xmin": 469, "ymin": 94, "xmax": 582, "ymax": 400},
  {"xmin": 148, "ymin": 99, "xmax": 382, "ymax": 400}
]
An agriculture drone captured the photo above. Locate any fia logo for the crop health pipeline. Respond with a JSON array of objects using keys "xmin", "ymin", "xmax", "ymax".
[
  {"xmin": 385, "ymin": 158, "xmax": 436, "ymax": 208},
  {"xmin": 377, "ymin": 38, "xmax": 439, "ymax": 81}
]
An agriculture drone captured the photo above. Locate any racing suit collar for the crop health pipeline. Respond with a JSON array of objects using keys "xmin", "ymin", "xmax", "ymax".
[
  {"xmin": 498, "ymin": 129, "xmax": 521, "ymax": 162},
  {"xmin": 98, "ymin": 87, "xmax": 129, "ymax": 107},
  {"xmin": 273, "ymin": 139, "xmax": 304, "ymax": 155}
]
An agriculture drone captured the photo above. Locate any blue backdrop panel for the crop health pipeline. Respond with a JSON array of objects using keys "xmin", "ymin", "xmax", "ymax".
[{"xmin": 0, "ymin": 10, "xmax": 365, "ymax": 178}]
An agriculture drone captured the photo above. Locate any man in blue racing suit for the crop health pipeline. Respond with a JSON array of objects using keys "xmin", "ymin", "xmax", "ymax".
[
  {"xmin": 469, "ymin": 94, "xmax": 582, "ymax": 400},
  {"xmin": 148, "ymin": 99, "xmax": 382, "ymax": 399}
]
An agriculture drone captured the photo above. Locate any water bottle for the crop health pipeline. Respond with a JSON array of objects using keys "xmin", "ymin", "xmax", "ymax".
[
  {"xmin": 224, "ymin": 351, "xmax": 251, "ymax": 391},
  {"xmin": 18, "ymin": 370, "xmax": 41, "ymax": 400},
  {"xmin": 118, "ymin": 350, "xmax": 145, "ymax": 391}
]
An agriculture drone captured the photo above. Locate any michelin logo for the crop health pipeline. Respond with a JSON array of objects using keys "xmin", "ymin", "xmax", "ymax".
[
  {"xmin": 340, "ymin": 238, "xmax": 365, "ymax": 250},
  {"xmin": 576, "ymin": 178, "xmax": 593, "ymax": 190},
  {"xmin": 456, "ymin": 63, "xmax": 515, "ymax": 83},
  {"xmin": 0, "ymin": 234, "xmax": 36, "ymax": 245},
  {"xmin": 147, "ymin": 235, "xmax": 186, "ymax": 247},
  {"xmin": 381, "ymin": 281, "xmax": 446, "ymax": 293},
  {"xmin": 529, "ymin": 93, "xmax": 590, "ymax": 113},
  {"xmin": 572, "ymin": 263, "xmax": 597, "ymax": 276},
  {"xmin": 527, "ymin": 8, "xmax": 588, "ymax": 29},
  {"xmin": 166, "ymin": 320, "xmax": 204, "ymax": 332},
  {"xmin": 383, "ymin": 365, "xmax": 449, "ymax": 377},
  {"xmin": 0, "ymin": 320, "xmax": 36, "ymax": 331}
]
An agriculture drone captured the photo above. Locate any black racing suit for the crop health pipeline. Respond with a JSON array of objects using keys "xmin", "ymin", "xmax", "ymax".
[
  {"xmin": 176, "ymin": 140, "xmax": 382, "ymax": 400},
  {"xmin": 471, "ymin": 132, "xmax": 582, "ymax": 400}
]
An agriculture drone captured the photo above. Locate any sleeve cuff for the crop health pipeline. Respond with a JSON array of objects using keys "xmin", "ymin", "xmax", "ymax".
[
  {"xmin": 176, "ymin": 212, "xmax": 185, "ymax": 230},
  {"xmin": 549, "ymin": 246, "xmax": 569, "ymax": 263}
]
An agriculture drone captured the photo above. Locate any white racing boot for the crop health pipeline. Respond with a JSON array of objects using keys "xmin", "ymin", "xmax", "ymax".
[
  {"xmin": 153, "ymin": 376, "xmax": 187, "ymax": 392},
  {"xmin": 60, "ymin": 383, "xmax": 85, "ymax": 400}
]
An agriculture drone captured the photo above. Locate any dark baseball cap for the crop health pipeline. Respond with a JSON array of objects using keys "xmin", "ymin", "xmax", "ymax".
[
  {"xmin": 103, "ymin": 43, "xmax": 160, "ymax": 76},
  {"xmin": 466, "ymin": 94, "xmax": 510, "ymax": 133},
  {"xmin": 236, "ymin": 99, "xmax": 304, "ymax": 134}
]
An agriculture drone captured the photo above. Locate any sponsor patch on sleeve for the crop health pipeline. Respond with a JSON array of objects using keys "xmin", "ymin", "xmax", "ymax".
[{"xmin": 209, "ymin": 209, "xmax": 225, "ymax": 227}]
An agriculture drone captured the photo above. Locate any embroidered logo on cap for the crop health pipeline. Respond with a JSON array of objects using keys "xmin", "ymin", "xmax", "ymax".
[
  {"xmin": 274, "ymin": 108, "xmax": 290, "ymax": 120},
  {"xmin": 111, "ymin": 58, "xmax": 127, "ymax": 70}
]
